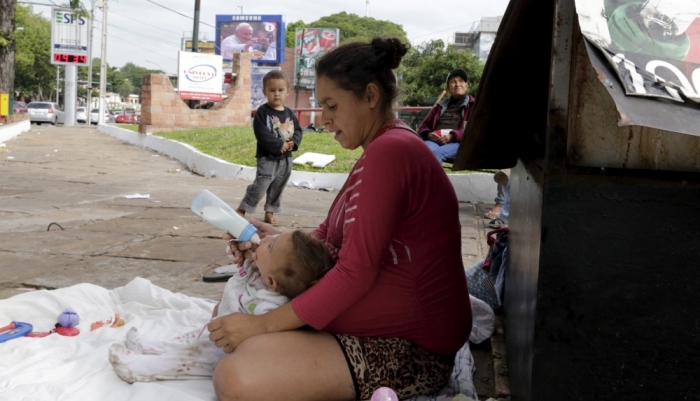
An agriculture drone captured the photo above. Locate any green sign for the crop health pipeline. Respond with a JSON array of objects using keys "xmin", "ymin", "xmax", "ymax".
[{"xmin": 294, "ymin": 28, "xmax": 339, "ymax": 88}]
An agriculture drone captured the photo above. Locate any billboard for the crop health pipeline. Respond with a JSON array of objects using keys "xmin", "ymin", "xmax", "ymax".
[
  {"xmin": 294, "ymin": 28, "xmax": 339, "ymax": 88},
  {"xmin": 177, "ymin": 51, "xmax": 224, "ymax": 102},
  {"xmin": 182, "ymin": 39, "xmax": 216, "ymax": 55},
  {"xmin": 577, "ymin": 0, "xmax": 700, "ymax": 102},
  {"xmin": 215, "ymin": 15, "xmax": 285, "ymax": 66},
  {"xmin": 51, "ymin": 8, "xmax": 90, "ymax": 66}
]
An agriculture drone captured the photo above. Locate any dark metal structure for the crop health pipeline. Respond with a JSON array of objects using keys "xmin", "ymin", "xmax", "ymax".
[{"xmin": 454, "ymin": 0, "xmax": 700, "ymax": 399}]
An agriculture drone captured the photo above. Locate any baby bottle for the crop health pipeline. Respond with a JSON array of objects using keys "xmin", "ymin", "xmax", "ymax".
[{"xmin": 191, "ymin": 189, "xmax": 261, "ymax": 244}]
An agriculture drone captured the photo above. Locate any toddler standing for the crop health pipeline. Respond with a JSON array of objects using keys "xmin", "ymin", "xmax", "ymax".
[{"xmin": 237, "ymin": 70, "xmax": 302, "ymax": 224}]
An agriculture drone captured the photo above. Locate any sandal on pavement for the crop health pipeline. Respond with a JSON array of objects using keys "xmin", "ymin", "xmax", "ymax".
[
  {"xmin": 488, "ymin": 218, "xmax": 506, "ymax": 229},
  {"xmin": 484, "ymin": 211, "xmax": 500, "ymax": 220}
]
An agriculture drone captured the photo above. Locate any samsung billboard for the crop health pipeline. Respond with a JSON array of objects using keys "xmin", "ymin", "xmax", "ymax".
[{"xmin": 215, "ymin": 15, "xmax": 285, "ymax": 66}]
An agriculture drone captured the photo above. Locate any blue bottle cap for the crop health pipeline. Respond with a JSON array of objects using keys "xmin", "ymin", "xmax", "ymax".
[{"xmin": 238, "ymin": 223, "xmax": 258, "ymax": 243}]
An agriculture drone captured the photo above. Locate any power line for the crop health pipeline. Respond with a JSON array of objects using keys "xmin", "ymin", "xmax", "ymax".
[
  {"xmin": 108, "ymin": 9, "xmax": 183, "ymax": 37},
  {"xmin": 106, "ymin": 33, "xmax": 178, "ymax": 62},
  {"xmin": 144, "ymin": 0, "xmax": 215, "ymax": 28},
  {"xmin": 93, "ymin": 18, "xmax": 180, "ymax": 50},
  {"xmin": 410, "ymin": 23, "xmax": 474, "ymax": 41}
]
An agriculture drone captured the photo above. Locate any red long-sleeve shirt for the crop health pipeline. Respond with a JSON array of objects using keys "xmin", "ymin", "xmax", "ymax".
[{"xmin": 291, "ymin": 121, "xmax": 472, "ymax": 355}]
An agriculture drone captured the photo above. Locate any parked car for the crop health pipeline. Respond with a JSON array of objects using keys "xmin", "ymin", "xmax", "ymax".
[
  {"xmin": 114, "ymin": 111, "xmax": 136, "ymax": 124},
  {"xmin": 27, "ymin": 102, "xmax": 65, "ymax": 125},
  {"xmin": 76, "ymin": 107, "xmax": 87, "ymax": 123},
  {"xmin": 13, "ymin": 101, "xmax": 27, "ymax": 114},
  {"xmin": 90, "ymin": 108, "xmax": 112, "ymax": 124}
]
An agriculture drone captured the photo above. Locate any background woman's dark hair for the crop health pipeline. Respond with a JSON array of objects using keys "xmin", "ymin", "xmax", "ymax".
[
  {"xmin": 274, "ymin": 230, "xmax": 334, "ymax": 299},
  {"xmin": 315, "ymin": 37, "xmax": 409, "ymax": 113}
]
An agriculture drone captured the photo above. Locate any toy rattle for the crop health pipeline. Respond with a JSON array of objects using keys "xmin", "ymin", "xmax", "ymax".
[{"xmin": 0, "ymin": 322, "xmax": 33, "ymax": 343}]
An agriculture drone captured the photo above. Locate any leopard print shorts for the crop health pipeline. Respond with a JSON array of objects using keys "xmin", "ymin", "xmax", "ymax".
[{"xmin": 332, "ymin": 334, "xmax": 455, "ymax": 400}]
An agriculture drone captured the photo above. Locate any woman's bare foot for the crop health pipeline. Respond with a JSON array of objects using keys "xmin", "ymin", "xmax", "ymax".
[
  {"xmin": 236, "ymin": 208, "xmax": 246, "ymax": 217},
  {"xmin": 264, "ymin": 212, "xmax": 278, "ymax": 225},
  {"xmin": 484, "ymin": 205, "xmax": 502, "ymax": 219}
]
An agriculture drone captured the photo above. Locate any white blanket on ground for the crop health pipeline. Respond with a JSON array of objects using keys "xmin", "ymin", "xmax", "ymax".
[{"xmin": 0, "ymin": 278, "xmax": 476, "ymax": 401}]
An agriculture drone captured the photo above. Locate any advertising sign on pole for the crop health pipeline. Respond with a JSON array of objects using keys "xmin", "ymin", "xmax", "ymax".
[
  {"xmin": 178, "ymin": 51, "xmax": 224, "ymax": 102},
  {"xmin": 182, "ymin": 39, "xmax": 216, "ymax": 55},
  {"xmin": 294, "ymin": 28, "xmax": 339, "ymax": 88},
  {"xmin": 51, "ymin": 8, "xmax": 90, "ymax": 66},
  {"xmin": 576, "ymin": 0, "xmax": 700, "ymax": 102},
  {"xmin": 215, "ymin": 15, "xmax": 285, "ymax": 67}
]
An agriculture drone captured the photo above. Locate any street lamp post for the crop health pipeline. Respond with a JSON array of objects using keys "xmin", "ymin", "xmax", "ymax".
[
  {"xmin": 145, "ymin": 60, "xmax": 165, "ymax": 72},
  {"xmin": 87, "ymin": 0, "xmax": 96, "ymax": 124},
  {"xmin": 98, "ymin": 0, "xmax": 109, "ymax": 125}
]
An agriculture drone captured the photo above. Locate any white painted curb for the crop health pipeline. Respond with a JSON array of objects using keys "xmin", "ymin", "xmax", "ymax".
[
  {"xmin": 0, "ymin": 120, "xmax": 31, "ymax": 143},
  {"xmin": 98, "ymin": 124, "xmax": 498, "ymax": 204}
]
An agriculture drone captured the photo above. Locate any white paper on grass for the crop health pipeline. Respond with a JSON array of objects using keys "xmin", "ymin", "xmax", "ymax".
[{"xmin": 292, "ymin": 152, "xmax": 336, "ymax": 168}]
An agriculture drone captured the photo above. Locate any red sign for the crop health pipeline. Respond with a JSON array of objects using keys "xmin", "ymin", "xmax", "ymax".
[
  {"xmin": 53, "ymin": 53, "xmax": 87, "ymax": 64},
  {"xmin": 179, "ymin": 91, "xmax": 222, "ymax": 102}
]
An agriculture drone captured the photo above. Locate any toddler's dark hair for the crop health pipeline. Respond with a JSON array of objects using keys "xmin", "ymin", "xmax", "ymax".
[
  {"xmin": 275, "ymin": 230, "xmax": 334, "ymax": 298},
  {"xmin": 316, "ymin": 37, "xmax": 409, "ymax": 113},
  {"xmin": 263, "ymin": 70, "xmax": 289, "ymax": 90}
]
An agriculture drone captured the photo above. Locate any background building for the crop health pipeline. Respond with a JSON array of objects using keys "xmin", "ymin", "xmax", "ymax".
[{"xmin": 454, "ymin": 16, "xmax": 502, "ymax": 61}]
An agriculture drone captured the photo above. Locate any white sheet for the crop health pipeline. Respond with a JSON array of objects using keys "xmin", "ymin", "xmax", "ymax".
[{"xmin": 0, "ymin": 278, "xmax": 476, "ymax": 401}]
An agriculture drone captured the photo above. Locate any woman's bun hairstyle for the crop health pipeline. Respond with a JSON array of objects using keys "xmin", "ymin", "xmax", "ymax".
[
  {"xmin": 371, "ymin": 37, "xmax": 410, "ymax": 70},
  {"xmin": 316, "ymin": 37, "xmax": 410, "ymax": 113}
]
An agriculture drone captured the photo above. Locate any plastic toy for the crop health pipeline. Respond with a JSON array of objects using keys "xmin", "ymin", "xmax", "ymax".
[
  {"xmin": 90, "ymin": 313, "xmax": 124, "ymax": 331},
  {"xmin": 370, "ymin": 387, "xmax": 399, "ymax": 401},
  {"xmin": 24, "ymin": 309, "xmax": 81, "ymax": 338},
  {"xmin": 0, "ymin": 321, "xmax": 33, "ymax": 343},
  {"xmin": 58, "ymin": 309, "xmax": 79, "ymax": 328}
]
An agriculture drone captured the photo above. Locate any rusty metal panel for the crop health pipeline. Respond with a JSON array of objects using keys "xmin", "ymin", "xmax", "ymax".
[
  {"xmin": 452, "ymin": 0, "xmax": 553, "ymax": 170},
  {"xmin": 567, "ymin": 38, "xmax": 700, "ymax": 172}
]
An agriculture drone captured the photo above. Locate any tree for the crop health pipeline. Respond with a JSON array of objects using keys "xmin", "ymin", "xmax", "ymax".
[
  {"xmin": 0, "ymin": 0, "xmax": 18, "ymax": 103},
  {"xmin": 14, "ymin": 5, "xmax": 55, "ymax": 100},
  {"xmin": 118, "ymin": 62, "xmax": 160, "ymax": 94},
  {"xmin": 116, "ymin": 78, "xmax": 134, "ymax": 100},
  {"xmin": 310, "ymin": 12, "xmax": 408, "ymax": 44},
  {"xmin": 285, "ymin": 20, "xmax": 307, "ymax": 49},
  {"xmin": 396, "ymin": 39, "xmax": 485, "ymax": 106},
  {"xmin": 284, "ymin": 12, "xmax": 408, "ymax": 49}
]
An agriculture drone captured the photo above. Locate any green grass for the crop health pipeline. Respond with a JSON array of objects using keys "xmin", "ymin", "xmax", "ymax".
[
  {"xmin": 119, "ymin": 124, "xmax": 139, "ymax": 132},
  {"xmin": 152, "ymin": 126, "xmax": 480, "ymax": 174},
  {"xmin": 155, "ymin": 126, "xmax": 363, "ymax": 173}
]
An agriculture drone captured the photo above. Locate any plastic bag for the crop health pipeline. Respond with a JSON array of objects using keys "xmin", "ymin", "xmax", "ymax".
[{"xmin": 469, "ymin": 295, "xmax": 495, "ymax": 344}]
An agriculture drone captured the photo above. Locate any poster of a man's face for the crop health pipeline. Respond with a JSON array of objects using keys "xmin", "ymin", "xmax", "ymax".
[{"xmin": 219, "ymin": 21, "xmax": 278, "ymax": 61}]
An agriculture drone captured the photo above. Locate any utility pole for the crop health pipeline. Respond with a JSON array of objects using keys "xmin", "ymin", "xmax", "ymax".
[
  {"xmin": 192, "ymin": 0, "xmax": 200, "ymax": 53},
  {"xmin": 98, "ymin": 0, "xmax": 108, "ymax": 124},
  {"xmin": 55, "ymin": 66, "xmax": 60, "ymax": 103},
  {"xmin": 295, "ymin": 29, "xmax": 305, "ymax": 109},
  {"xmin": 189, "ymin": 0, "xmax": 200, "ymax": 109},
  {"xmin": 366, "ymin": 0, "xmax": 370, "ymax": 17},
  {"xmin": 64, "ymin": 63, "xmax": 77, "ymax": 126},
  {"xmin": 86, "ymin": 0, "xmax": 96, "ymax": 124}
]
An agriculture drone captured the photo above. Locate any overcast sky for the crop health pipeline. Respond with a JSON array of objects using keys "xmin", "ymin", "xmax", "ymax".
[{"xmin": 30, "ymin": 0, "xmax": 510, "ymax": 74}]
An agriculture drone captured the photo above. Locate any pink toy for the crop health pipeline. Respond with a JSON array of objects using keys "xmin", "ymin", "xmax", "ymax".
[{"xmin": 371, "ymin": 387, "xmax": 399, "ymax": 401}]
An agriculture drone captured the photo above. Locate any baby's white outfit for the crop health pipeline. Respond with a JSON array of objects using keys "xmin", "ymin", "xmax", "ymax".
[{"xmin": 108, "ymin": 261, "xmax": 288, "ymax": 383}]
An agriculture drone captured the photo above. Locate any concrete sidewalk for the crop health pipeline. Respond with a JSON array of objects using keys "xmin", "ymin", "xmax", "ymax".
[{"xmin": 0, "ymin": 124, "xmax": 500, "ymax": 398}]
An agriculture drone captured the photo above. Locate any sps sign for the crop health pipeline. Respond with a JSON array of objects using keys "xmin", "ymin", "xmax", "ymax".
[{"xmin": 51, "ymin": 8, "xmax": 90, "ymax": 66}]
